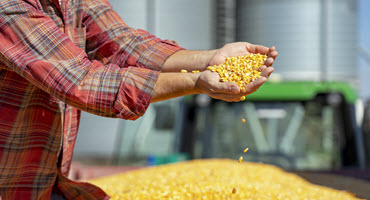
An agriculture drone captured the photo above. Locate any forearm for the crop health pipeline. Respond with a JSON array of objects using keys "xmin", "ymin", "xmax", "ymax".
[
  {"xmin": 161, "ymin": 50, "xmax": 217, "ymax": 72},
  {"xmin": 151, "ymin": 72, "xmax": 202, "ymax": 102}
]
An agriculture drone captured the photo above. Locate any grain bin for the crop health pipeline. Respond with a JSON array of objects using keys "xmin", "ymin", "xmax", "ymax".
[{"xmin": 236, "ymin": 0, "xmax": 358, "ymax": 85}]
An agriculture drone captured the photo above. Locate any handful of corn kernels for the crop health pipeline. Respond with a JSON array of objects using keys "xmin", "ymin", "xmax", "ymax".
[{"xmin": 207, "ymin": 53, "xmax": 267, "ymax": 93}]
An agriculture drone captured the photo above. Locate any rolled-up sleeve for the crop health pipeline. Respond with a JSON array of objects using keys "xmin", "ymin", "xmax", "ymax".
[
  {"xmin": 82, "ymin": 0, "xmax": 184, "ymax": 71},
  {"xmin": 0, "ymin": 0, "xmax": 175, "ymax": 120}
]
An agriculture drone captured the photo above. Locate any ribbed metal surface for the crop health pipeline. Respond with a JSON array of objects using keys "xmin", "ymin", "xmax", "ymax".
[
  {"xmin": 236, "ymin": 0, "xmax": 358, "ymax": 83},
  {"xmin": 215, "ymin": 0, "xmax": 236, "ymax": 48}
]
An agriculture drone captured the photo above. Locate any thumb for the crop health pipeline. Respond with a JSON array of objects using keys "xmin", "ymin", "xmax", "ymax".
[{"xmin": 213, "ymin": 82, "xmax": 240, "ymax": 94}]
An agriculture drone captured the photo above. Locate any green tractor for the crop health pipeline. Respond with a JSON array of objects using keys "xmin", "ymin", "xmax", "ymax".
[{"xmin": 177, "ymin": 81, "xmax": 366, "ymax": 170}]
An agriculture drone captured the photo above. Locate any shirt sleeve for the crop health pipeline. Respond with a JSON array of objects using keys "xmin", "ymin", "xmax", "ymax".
[
  {"xmin": 82, "ymin": 0, "xmax": 184, "ymax": 71},
  {"xmin": 0, "ymin": 0, "xmax": 167, "ymax": 120}
]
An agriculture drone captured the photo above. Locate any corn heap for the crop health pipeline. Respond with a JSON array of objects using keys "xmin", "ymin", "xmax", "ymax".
[
  {"xmin": 207, "ymin": 53, "xmax": 267, "ymax": 92},
  {"xmin": 89, "ymin": 159, "xmax": 362, "ymax": 200}
]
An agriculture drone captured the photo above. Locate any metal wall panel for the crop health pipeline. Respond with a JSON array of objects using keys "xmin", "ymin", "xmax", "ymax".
[{"xmin": 236, "ymin": 0, "xmax": 358, "ymax": 84}]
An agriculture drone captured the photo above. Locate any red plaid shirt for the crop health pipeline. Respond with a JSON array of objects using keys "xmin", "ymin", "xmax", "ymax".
[{"xmin": 0, "ymin": 0, "xmax": 183, "ymax": 199}]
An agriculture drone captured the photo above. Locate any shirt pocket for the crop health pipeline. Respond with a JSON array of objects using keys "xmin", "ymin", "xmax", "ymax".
[{"xmin": 71, "ymin": 27, "xmax": 87, "ymax": 51}]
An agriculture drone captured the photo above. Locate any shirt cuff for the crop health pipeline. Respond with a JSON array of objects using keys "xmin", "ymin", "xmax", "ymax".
[
  {"xmin": 136, "ymin": 39, "xmax": 184, "ymax": 71},
  {"xmin": 114, "ymin": 67, "xmax": 160, "ymax": 120}
]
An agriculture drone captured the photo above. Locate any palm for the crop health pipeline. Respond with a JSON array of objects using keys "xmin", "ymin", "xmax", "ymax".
[
  {"xmin": 202, "ymin": 42, "xmax": 278, "ymax": 102},
  {"xmin": 209, "ymin": 42, "xmax": 276, "ymax": 67},
  {"xmin": 209, "ymin": 42, "xmax": 252, "ymax": 66}
]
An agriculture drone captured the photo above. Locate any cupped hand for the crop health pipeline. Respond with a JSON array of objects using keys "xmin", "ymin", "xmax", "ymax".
[
  {"xmin": 195, "ymin": 68, "xmax": 275, "ymax": 102},
  {"xmin": 200, "ymin": 42, "xmax": 277, "ymax": 102},
  {"xmin": 208, "ymin": 42, "xmax": 278, "ymax": 67},
  {"xmin": 195, "ymin": 70, "xmax": 241, "ymax": 102}
]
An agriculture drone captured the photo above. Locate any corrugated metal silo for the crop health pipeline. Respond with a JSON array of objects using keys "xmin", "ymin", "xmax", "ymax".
[{"xmin": 236, "ymin": 0, "xmax": 358, "ymax": 85}]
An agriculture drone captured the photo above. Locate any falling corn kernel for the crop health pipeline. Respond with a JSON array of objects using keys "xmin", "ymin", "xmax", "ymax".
[
  {"xmin": 238, "ymin": 156, "xmax": 243, "ymax": 163},
  {"xmin": 192, "ymin": 70, "xmax": 200, "ymax": 73},
  {"xmin": 240, "ymin": 96, "xmax": 246, "ymax": 101},
  {"xmin": 241, "ymin": 118, "xmax": 246, "ymax": 123},
  {"xmin": 244, "ymin": 148, "xmax": 249, "ymax": 153},
  {"xmin": 232, "ymin": 188, "xmax": 237, "ymax": 194},
  {"xmin": 207, "ymin": 54, "xmax": 267, "ymax": 91},
  {"xmin": 181, "ymin": 69, "xmax": 187, "ymax": 73}
]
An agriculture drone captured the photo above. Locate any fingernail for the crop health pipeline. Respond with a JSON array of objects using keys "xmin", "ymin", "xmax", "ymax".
[{"xmin": 231, "ymin": 86, "xmax": 239, "ymax": 93}]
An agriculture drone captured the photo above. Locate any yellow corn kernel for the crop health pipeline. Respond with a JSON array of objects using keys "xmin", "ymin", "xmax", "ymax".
[
  {"xmin": 206, "ymin": 54, "xmax": 267, "ymax": 91},
  {"xmin": 181, "ymin": 69, "xmax": 187, "ymax": 73},
  {"xmin": 192, "ymin": 70, "xmax": 200, "ymax": 73},
  {"xmin": 241, "ymin": 118, "xmax": 246, "ymax": 123},
  {"xmin": 244, "ymin": 148, "xmax": 249, "ymax": 153},
  {"xmin": 89, "ymin": 160, "xmax": 362, "ymax": 200},
  {"xmin": 240, "ymin": 96, "xmax": 246, "ymax": 101},
  {"xmin": 238, "ymin": 156, "xmax": 243, "ymax": 163}
]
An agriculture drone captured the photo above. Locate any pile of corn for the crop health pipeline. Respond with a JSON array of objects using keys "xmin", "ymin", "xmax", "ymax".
[
  {"xmin": 89, "ymin": 159, "xmax": 362, "ymax": 200},
  {"xmin": 207, "ymin": 53, "xmax": 267, "ymax": 92}
]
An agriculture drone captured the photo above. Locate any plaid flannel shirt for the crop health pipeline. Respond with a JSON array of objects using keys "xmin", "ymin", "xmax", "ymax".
[{"xmin": 0, "ymin": 0, "xmax": 183, "ymax": 199}]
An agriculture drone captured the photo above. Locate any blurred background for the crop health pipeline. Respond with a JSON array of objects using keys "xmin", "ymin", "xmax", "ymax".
[{"xmin": 71, "ymin": 0, "xmax": 370, "ymax": 193}]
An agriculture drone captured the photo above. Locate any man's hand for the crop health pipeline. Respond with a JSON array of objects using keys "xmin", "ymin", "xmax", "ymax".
[
  {"xmin": 156, "ymin": 42, "xmax": 278, "ymax": 102},
  {"xmin": 209, "ymin": 42, "xmax": 278, "ymax": 68},
  {"xmin": 195, "ymin": 66, "xmax": 274, "ymax": 102},
  {"xmin": 198, "ymin": 42, "xmax": 278, "ymax": 102},
  {"xmin": 195, "ymin": 70, "xmax": 240, "ymax": 102}
]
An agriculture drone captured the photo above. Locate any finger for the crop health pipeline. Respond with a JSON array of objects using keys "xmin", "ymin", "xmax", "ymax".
[
  {"xmin": 247, "ymin": 44, "xmax": 269, "ymax": 54},
  {"xmin": 267, "ymin": 46, "xmax": 276, "ymax": 55},
  {"xmin": 264, "ymin": 57, "xmax": 275, "ymax": 67},
  {"xmin": 213, "ymin": 81, "xmax": 240, "ymax": 94},
  {"xmin": 243, "ymin": 77, "xmax": 267, "ymax": 94},
  {"xmin": 257, "ymin": 65, "xmax": 267, "ymax": 72},
  {"xmin": 260, "ymin": 67, "xmax": 274, "ymax": 78},
  {"xmin": 268, "ymin": 50, "xmax": 278, "ymax": 59},
  {"xmin": 265, "ymin": 50, "xmax": 278, "ymax": 66},
  {"xmin": 210, "ymin": 93, "xmax": 242, "ymax": 102}
]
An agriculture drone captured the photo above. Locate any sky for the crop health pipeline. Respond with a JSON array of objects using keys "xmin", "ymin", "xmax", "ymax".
[{"xmin": 359, "ymin": 0, "xmax": 370, "ymax": 99}]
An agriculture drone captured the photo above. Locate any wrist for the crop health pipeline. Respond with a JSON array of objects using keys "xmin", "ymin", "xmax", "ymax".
[
  {"xmin": 192, "ymin": 72, "xmax": 203, "ymax": 94},
  {"xmin": 162, "ymin": 50, "xmax": 218, "ymax": 72},
  {"xmin": 200, "ymin": 49, "xmax": 218, "ymax": 69}
]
